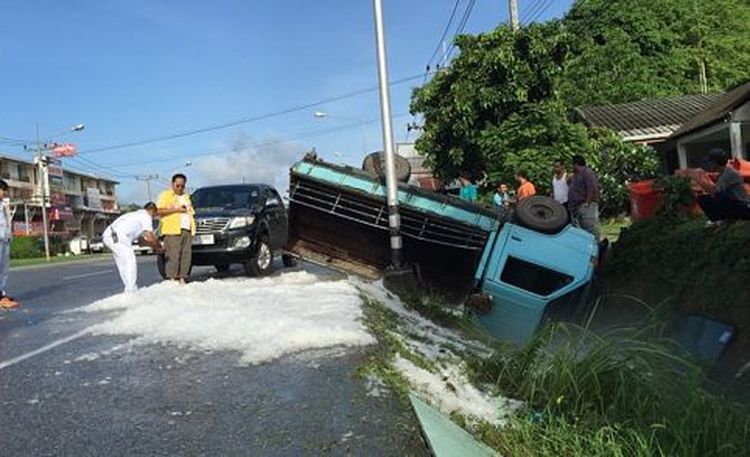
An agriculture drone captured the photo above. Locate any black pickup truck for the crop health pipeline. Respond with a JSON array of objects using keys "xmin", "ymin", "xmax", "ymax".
[{"xmin": 156, "ymin": 184, "xmax": 294, "ymax": 278}]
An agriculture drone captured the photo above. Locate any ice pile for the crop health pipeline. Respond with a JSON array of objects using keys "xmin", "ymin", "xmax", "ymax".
[{"xmin": 79, "ymin": 271, "xmax": 375, "ymax": 364}]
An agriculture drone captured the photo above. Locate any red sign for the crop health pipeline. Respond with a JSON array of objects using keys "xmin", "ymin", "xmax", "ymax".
[{"xmin": 51, "ymin": 143, "xmax": 77, "ymax": 157}]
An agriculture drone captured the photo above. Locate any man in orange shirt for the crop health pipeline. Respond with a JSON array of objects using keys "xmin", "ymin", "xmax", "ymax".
[{"xmin": 515, "ymin": 171, "xmax": 536, "ymax": 201}]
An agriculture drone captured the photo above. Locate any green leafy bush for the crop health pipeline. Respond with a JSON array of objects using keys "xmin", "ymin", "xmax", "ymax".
[
  {"xmin": 654, "ymin": 175, "xmax": 694, "ymax": 216},
  {"xmin": 10, "ymin": 236, "xmax": 42, "ymax": 259}
]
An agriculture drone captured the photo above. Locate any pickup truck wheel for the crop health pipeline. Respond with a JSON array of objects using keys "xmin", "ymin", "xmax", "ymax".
[
  {"xmin": 515, "ymin": 196, "xmax": 568, "ymax": 234},
  {"xmin": 244, "ymin": 236, "xmax": 273, "ymax": 276},
  {"xmin": 282, "ymin": 254, "xmax": 297, "ymax": 268}
]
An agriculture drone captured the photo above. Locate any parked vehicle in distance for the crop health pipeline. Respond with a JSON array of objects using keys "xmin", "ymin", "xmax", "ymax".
[
  {"xmin": 132, "ymin": 239, "xmax": 154, "ymax": 255},
  {"xmin": 68, "ymin": 236, "xmax": 89, "ymax": 255},
  {"xmin": 156, "ymin": 184, "xmax": 295, "ymax": 279},
  {"xmin": 90, "ymin": 236, "xmax": 105, "ymax": 253}
]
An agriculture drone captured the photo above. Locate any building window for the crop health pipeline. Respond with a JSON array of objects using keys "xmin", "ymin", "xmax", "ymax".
[
  {"xmin": 17, "ymin": 164, "xmax": 30, "ymax": 183},
  {"xmin": 500, "ymin": 256, "xmax": 573, "ymax": 297}
]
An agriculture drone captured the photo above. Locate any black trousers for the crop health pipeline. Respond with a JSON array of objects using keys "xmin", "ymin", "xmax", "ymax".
[{"xmin": 697, "ymin": 193, "xmax": 750, "ymax": 222}]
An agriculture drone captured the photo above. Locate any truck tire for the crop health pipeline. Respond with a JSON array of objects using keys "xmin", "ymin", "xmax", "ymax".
[
  {"xmin": 244, "ymin": 235, "xmax": 273, "ymax": 276},
  {"xmin": 215, "ymin": 263, "xmax": 230, "ymax": 273},
  {"xmin": 515, "ymin": 196, "xmax": 568, "ymax": 234},
  {"xmin": 362, "ymin": 152, "xmax": 411, "ymax": 182}
]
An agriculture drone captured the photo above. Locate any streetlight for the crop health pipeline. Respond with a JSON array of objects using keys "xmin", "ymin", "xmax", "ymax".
[
  {"xmin": 313, "ymin": 111, "xmax": 369, "ymax": 156},
  {"xmin": 35, "ymin": 123, "xmax": 85, "ymax": 261}
]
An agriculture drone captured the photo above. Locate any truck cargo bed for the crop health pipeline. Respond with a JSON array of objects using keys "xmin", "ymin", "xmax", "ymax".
[{"xmin": 287, "ymin": 158, "xmax": 505, "ymax": 294}]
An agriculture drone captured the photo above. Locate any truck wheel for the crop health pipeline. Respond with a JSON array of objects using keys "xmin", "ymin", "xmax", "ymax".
[
  {"xmin": 515, "ymin": 196, "xmax": 568, "ymax": 234},
  {"xmin": 244, "ymin": 235, "xmax": 273, "ymax": 276},
  {"xmin": 282, "ymin": 254, "xmax": 297, "ymax": 268},
  {"xmin": 215, "ymin": 263, "xmax": 230, "ymax": 273}
]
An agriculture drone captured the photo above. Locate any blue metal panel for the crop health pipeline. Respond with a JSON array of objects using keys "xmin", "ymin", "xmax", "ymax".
[{"xmin": 292, "ymin": 161, "xmax": 500, "ymax": 232}]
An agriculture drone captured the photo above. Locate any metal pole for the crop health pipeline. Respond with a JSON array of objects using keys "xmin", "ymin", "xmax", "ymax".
[
  {"xmin": 373, "ymin": 0, "xmax": 403, "ymax": 267},
  {"xmin": 36, "ymin": 123, "xmax": 51, "ymax": 261},
  {"xmin": 509, "ymin": 0, "xmax": 519, "ymax": 31}
]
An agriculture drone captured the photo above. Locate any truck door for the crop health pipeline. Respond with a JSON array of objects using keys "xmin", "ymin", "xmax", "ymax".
[{"xmin": 476, "ymin": 224, "xmax": 597, "ymax": 345}]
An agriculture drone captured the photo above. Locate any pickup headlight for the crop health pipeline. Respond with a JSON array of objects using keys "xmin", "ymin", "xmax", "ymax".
[{"xmin": 228, "ymin": 216, "xmax": 255, "ymax": 230}]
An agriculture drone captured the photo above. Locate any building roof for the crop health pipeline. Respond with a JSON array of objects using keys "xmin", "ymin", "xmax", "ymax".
[
  {"xmin": 0, "ymin": 153, "xmax": 119, "ymax": 184},
  {"xmin": 574, "ymin": 93, "xmax": 722, "ymax": 141},
  {"xmin": 670, "ymin": 81, "xmax": 750, "ymax": 139}
]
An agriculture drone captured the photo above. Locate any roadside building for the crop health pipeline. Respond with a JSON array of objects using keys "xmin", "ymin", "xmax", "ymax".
[
  {"xmin": 0, "ymin": 153, "xmax": 120, "ymax": 241},
  {"xmin": 668, "ymin": 81, "xmax": 750, "ymax": 169}
]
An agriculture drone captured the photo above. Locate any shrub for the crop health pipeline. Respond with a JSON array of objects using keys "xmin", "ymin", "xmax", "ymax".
[{"xmin": 10, "ymin": 236, "xmax": 42, "ymax": 259}]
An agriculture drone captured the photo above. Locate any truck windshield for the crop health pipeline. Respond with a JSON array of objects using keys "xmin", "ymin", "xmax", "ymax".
[{"xmin": 192, "ymin": 186, "xmax": 261, "ymax": 209}]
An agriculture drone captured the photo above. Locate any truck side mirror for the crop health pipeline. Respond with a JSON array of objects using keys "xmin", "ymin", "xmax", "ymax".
[{"xmin": 265, "ymin": 198, "xmax": 279, "ymax": 208}]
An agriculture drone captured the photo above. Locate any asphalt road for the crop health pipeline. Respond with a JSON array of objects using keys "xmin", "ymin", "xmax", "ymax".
[{"xmin": 0, "ymin": 256, "xmax": 428, "ymax": 456}]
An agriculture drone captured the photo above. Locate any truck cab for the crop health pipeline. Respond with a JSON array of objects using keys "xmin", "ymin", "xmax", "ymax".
[{"xmin": 473, "ymin": 223, "xmax": 598, "ymax": 344}]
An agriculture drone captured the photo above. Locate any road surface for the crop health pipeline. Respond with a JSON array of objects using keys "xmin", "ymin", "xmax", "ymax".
[{"xmin": 0, "ymin": 256, "xmax": 427, "ymax": 456}]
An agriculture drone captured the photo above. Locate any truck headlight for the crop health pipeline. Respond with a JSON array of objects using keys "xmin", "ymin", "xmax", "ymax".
[{"xmin": 228, "ymin": 216, "xmax": 255, "ymax": 229}]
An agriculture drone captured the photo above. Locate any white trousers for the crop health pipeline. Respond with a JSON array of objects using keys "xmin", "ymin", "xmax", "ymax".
[{"xmin": 103, "ymin": 230, "xmax": 138, "ymax": 293}]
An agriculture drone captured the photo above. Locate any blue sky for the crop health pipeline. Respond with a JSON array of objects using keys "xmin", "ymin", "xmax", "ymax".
[{"xmin": 0, "ymin": 0, "xmax": 573, "ymax": 203}]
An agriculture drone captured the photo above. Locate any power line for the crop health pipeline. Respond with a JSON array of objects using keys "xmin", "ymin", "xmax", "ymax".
[
  {"xmin": 76, "ymin": 74, "xmax": 426, "ymax": 157},
  {"xmin": 65, "ymin": 113, "xmax": 411, "ymax": 179},
  {"xmin": 426, "ymin": 0, "xmax": 463, "ymax": 68},
  {"xmin": 526, "ymin": 0, "xmax": 555, "ymax": 24},
  {"xmin": 520, "ymin": 0, "xmax": 545, "ymax": 24},
  {"xmin": 444, "ymin": 0, "xmax": 476, "ymax": 62}
]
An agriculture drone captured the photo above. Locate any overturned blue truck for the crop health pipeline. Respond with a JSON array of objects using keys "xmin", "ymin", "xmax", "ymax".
[{"xmin": 287, "ymin": 156, "xmax": 599, "ymax": 345}]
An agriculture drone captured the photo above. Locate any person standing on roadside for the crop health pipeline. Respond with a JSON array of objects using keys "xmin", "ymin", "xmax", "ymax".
[
  {"xmin": 493, "ymin": 182, "xmax": 513, "ymax": 208},
  {"xmin": 103, "ymin": 202, "xmax": 162, "ymax": 293},
  {"xmin": 515, "ymin": 171, "xmax": 536, "ymax": 201},
  {"xmin": 458, "ymin": 171, "xmax": 478, "ymax": 202},
  {"xmin": 568, "ymin": 155, "xmax": 601, "ymax": 239},
  {"xmin": 157, "ymin": 174, "xmax": 196, "ymax": 284},
  {"xmin": 0, "ymin": 180, "xmax": 18, "ymax": 308},
  {"xmin": 552, "ymin": 160, "xmax": 569, "ymax": 212}
]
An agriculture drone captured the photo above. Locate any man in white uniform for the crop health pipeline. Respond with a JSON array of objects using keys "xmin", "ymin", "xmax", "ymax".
[{"xmin": 103, "ymin": 202, "xmax": 162, "ymax": 293}]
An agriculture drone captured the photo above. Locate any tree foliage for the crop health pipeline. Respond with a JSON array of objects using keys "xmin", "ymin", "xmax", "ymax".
[{"xmin": 410, "ymin": 0, "xmax": 749, "ymax": 216}]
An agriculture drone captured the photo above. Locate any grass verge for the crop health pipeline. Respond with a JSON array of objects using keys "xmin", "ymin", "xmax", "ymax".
[{"xmin": 10, "ymin": 253, "xmax": 110, "ymax": 268}]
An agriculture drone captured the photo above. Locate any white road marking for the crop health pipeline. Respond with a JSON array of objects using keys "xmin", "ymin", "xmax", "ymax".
[
  {"xmin": 0, "ymin": 328, "xmax": 91, "ymax": 371},
  {"xmin": 62, "ymin": 270, "xmax": 113, "ymax": 280}
]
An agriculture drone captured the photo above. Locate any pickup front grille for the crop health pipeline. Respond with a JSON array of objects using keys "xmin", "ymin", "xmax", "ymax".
[{"xmin": 195, "ymin": 217, "xmax": 230, "ymax": 234}]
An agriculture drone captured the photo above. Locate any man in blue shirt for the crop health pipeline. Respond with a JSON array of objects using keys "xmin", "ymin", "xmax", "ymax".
[
  {"xmin": 458, "ymin": 171, "xmax": 477, "ymax": 202},
  {"xmin": 493, "ymin": 182, "xmax": 512, "ymax": 208}
]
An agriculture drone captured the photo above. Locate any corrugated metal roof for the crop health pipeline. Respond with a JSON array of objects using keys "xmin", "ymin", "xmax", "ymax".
[
  {"xmin": 670, "ymin": 81, "xmax": 750, "ymax": 139},
  {"xmin": 575, "ymin": 93, "xmax": 722, "ymax": 140}
]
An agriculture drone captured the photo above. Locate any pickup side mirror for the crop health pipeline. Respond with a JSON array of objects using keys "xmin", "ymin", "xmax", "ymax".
[{"xmin": 265, "ymin": 198, "xmax": 279, "ymax": 208}]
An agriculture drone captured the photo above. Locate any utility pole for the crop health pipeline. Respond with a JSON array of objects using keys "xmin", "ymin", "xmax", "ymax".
[
  {"xmin": 373, "ymin": 0, "xmax": 403, "ymax": 268},
  {"xmin": 35, "ymin": 123, "xmax": 51, "ymax": 261},
  {"xmin": 135, "ymin": 174, "xmax": 159, "ymax": 201},
  {"xmin": 509, "ymin": 0, "xmax": 519, "ymax": 31}
]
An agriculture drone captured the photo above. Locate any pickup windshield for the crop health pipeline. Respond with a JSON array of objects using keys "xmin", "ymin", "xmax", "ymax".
[{"xmin": 192, "ymin": 186, "xmax": 262, "ymax": 209}]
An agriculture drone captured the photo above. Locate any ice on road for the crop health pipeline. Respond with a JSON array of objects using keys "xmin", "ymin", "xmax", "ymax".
[{"xmin": 78, "ymin": 271, "xmax": 376, "ymax": 364}]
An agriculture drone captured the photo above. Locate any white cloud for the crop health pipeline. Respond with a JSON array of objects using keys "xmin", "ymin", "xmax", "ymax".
[{"xmin": 192, "ymin": 132, "xmax": 304, "ymax": 194}]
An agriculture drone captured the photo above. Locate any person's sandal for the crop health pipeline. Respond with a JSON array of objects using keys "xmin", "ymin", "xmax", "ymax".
[{"xmin": 0, "ymin": 296, "xmax": 19, "ymax": 309}]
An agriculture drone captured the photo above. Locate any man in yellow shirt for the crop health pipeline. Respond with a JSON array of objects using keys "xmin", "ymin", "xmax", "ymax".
[{"xmin": 157, "ymin": 174, "xmax": 196, "ymax": 283}]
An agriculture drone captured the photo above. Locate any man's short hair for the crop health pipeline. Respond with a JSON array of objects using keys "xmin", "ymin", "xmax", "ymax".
[
  {"xmin": 459, "ymin": 170, "xmax": 471, "ymax": 180},
  {"xmin": 707, "ymin": 148, "xmax": 730, "ymax": 167},
  {"xmin": 172, "ymin": 173, "xmax": 187, "ymax": 183},
  {"xmin": 572, "ymin": 155, "xmax": 587, "ymax": 167},
  {"xmin": 0, "ymin": 179, "xmax": 8, "ymax": 191},
  {"xmin": 144, "ymin": 202, "xmax": 157, "ymax": 211}
]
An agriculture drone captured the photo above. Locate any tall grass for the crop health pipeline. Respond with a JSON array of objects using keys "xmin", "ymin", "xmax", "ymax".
[{"xmin": 467, "ymin": 323, "xmax": 750, "ymax": 456}]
